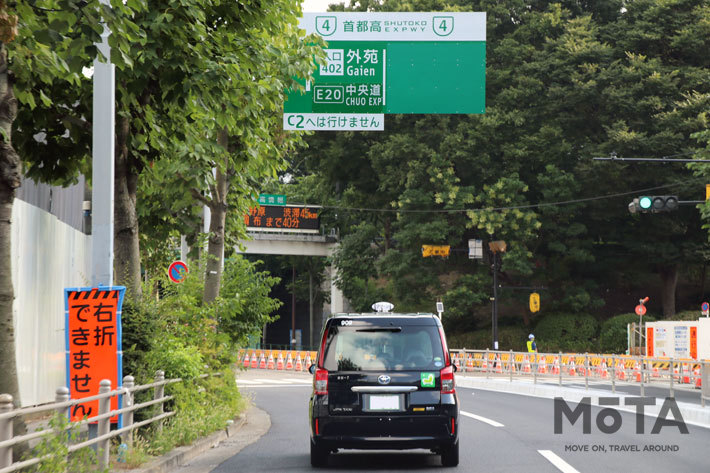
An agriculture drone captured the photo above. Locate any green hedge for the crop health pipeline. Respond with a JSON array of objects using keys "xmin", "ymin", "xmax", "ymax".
[
  {"xmin": 533, "ymin": 312, "xmax": 599, "ymax": 352},
  {"xmin": 446, "ymin": 326, "xmax": 528, "ymax": 351},
  {"xmin": 599, "ymin": 313, "xmax": 656, "ymax": 354}
]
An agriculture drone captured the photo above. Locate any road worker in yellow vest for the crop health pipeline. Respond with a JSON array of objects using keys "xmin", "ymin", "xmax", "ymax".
[{"xmin": 527, "ymin": 334, "xmax": 538, "ymax": 353}]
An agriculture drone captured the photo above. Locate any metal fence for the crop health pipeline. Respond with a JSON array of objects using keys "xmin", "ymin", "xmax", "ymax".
[
  {"xmin": 0, "ymin": 370, "xmax": 215, "ymax": 472},
  {"xmin": 450, "ymin": 349, "xmax": 710, "ymax": 406}
]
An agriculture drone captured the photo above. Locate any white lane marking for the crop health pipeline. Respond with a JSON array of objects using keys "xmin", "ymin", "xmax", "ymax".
[
  {"xmin": 234, "ymin": 379, "xmax": 261, "ymax": 385},
  {"xmin": 284, "ymin": 377, "xmax": 311, "ymax": 382},
  {"xmin": 538, "ymin": 450, "xmax": 581, "ymax": 473},
  {"xmin": 253, "ymin": 378, "xmax": 293, "ymax": 384},
  {"xmin": 460, "ymin": 410, "xmax": 504, "ymax": 427}
]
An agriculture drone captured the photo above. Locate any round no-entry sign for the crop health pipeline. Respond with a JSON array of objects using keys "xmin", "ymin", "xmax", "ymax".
[
  {"xmin": 635, "ymin": 304, "xmax": 646, "ymax": 316},
  {"xmin": 168, "ymin": 261, "xmax": 188, "ymax": 283}
]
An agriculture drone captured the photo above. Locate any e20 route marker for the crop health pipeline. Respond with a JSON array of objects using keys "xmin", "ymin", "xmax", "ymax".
[
  {"xmin": 168, "ymin": 261, "xmax": 189, "ymax": 283},
  {"xmin": 284, "ymin": 12, "xmax": 486, "ymax": 131}
]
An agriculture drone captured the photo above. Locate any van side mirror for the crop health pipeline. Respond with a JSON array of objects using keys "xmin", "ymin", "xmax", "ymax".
[{"xmin": 308, "ymin": 364, "xmax": 316, "ymax": 374}]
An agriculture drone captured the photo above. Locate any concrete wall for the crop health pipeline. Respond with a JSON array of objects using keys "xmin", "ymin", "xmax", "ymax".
[{"xmin": 11, "ymin": 199, "xmax": 91, "ymax": 406}]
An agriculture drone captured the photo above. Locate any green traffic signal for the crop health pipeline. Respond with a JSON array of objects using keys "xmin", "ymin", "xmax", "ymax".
[{"xmin": 639, "ymin": 196, "xmax": 652, "ymax": 210}]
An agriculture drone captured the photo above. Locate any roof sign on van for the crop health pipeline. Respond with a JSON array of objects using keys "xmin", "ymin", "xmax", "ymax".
[{"xmin": 371, "ymin": 301, "xmax": 395, "ymax": 313}]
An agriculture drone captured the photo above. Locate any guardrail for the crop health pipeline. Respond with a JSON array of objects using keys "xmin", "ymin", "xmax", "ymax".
[
  {"xmin": 449, "ymin": 349, "xmax": 710, "ymax": 406},
  {"xmin": 0, "ymin": 370, "xmax": 216, "ymax": 472}
]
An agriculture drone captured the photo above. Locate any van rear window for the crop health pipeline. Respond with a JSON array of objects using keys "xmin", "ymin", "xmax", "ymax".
[{"xmin": 322, "ymin": 325, "xmax": 445, "ymax": 371}]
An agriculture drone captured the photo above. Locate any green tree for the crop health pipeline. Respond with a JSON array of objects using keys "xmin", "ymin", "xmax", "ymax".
[
  {"xmin": 2, "ymin": 0, "xmax": 140, "ymax": 451},
  {"xmin": 114, "ymin": 0, "xmax": 324, "ymax": 303}
]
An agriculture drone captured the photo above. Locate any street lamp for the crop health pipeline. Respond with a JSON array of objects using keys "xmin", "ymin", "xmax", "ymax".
[{"xmin": 489, "ymin": 240, "xmax": 506, "ymax": 350}]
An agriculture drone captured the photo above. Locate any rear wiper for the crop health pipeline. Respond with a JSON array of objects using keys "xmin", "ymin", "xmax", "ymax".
[{"xmin": 356, "ymin": 327, "xmax": 402, "ymax": 332}]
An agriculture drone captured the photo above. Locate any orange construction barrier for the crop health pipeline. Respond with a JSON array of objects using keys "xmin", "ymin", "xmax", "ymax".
[
  {"xmin": 276, "ymin": 352, "xmax": 284, "ymax": 370},
  {"xmin": 258, "ymin": 352, "xmax": 266, "ymax": 369},
  {"xmin": 267, "ymin": 352, "xmax": 275, "ymax": 370}
]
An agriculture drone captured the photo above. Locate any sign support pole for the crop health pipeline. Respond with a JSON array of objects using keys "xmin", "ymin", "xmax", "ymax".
[{"xmin": 91, "ymin": 0, "xmax": 115, "ymax": 287}]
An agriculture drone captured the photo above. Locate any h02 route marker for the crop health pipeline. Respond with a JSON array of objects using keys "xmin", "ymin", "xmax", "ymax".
[{"xmin": 284, "ymin": 12, "xmax": 486, "ymax": 131}]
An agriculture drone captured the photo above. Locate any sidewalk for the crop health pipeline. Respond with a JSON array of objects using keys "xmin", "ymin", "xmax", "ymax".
[
  {"xmin": 118, "ymin": 405, "xmax": 269, "ymax": 473},
  {"xmin": 456, "ymin": 374, "xmax": 710, "ymax": 429}
]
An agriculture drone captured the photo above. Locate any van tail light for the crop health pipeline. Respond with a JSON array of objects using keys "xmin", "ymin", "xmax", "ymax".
[
  {"xmin": 314, "ymin": 368, "xmax": 328, "ymax": 395},
  {"xmin": 440, "ymin": 365, "xmax": 455, "ymax": 394},
  {"xmin": 451, "ymin": 417, "xmax": 456, "ymax": 435}
]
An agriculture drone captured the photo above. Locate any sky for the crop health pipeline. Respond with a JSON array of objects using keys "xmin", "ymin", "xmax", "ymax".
[{"xmin": 302, "ymin": 0, "xmax": 346, "ymax": 12}]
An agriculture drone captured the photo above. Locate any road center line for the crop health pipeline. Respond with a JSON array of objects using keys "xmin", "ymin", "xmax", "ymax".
[
  {"xmin": 460, "ymin": 410, "xmax": 504, "ymax": 427},
  {"xmin": 538, "ymin": 450, "xmax": 581, "ymax": 473}
]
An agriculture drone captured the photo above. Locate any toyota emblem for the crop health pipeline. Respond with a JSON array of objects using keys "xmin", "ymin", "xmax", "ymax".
[{"xmin": 378, "ymin": 375, "xmax": 391, "ymax": 385}]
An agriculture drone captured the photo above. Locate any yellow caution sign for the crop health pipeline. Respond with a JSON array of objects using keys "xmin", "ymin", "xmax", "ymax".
[
  {"xmin": 706, "ymin": 184, "xmax": 710, "ymax": 201},
  {"xmin": 529, "ymin": 292, "xmax": 540, "ymax": 313},
  {"xmin": 422, "ymin": 245, "xmax": 450, "ymax": 257}
]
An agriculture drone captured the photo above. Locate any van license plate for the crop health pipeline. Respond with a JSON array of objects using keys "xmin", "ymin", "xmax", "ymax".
[{"xmin": 369, "ymin": 395, "xmax": 400, "ymax": 411}]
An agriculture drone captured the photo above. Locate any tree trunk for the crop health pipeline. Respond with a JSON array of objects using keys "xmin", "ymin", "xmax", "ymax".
[
  {"xmin": 114, "ymin": 115, "xmax": 142, "ymax": 298},
  {"xmin": 0, "ymin": 41, "xmax": 27, "ymax": 454},
  {"xmin": 659, "ymin": 265, "xmax": 678, "ymax": 318},
  {"xmin": 203, "ymin": 130, "xmax": 229, "ymax": 304}
]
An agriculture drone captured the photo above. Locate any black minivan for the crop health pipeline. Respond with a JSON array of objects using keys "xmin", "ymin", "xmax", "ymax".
[{"xmin": 308, "ymin": 312, "xmax": 459, "ymax": 467}]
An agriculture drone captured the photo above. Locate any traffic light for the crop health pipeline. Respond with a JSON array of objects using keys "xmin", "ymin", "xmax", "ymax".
[{"xmin": 628, "ymin": 195, "xmax": 678, "ymax": 213}]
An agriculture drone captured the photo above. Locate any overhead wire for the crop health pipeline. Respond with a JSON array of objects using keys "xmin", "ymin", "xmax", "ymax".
[{"xmin": 298, "ymin": 176, "xmax": 708, "ymax": 214}]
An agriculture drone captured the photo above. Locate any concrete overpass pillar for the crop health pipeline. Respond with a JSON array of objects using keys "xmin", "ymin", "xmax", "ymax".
[{"xmin": 330, "ymin": 263, "xmax": 345, "ymax": 315}]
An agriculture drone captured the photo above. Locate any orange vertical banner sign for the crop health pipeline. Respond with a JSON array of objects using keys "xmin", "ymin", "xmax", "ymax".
[
  {"xmin": 690, "ymin": 326, "xmax": 698, "ymax": 359},
  {"xmin": 646, "ymin": 327, "xmax": 654, "ymax": 357},
  {"xmin": 65, "ymin": 287, "xmax": 125, "ymax": 424}
]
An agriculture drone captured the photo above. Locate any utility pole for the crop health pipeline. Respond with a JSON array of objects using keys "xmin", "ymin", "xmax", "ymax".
[
  {"xmin": 489, "ymin": 240, "xmax": 507, "ymax": 350},
  {"xmin": 291, "ymin": 266, "xmax": 296, "ymax": 350}
]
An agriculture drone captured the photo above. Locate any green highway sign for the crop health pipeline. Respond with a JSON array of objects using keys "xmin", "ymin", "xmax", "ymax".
[
  {"xmin": 258, "ymin": 194, "xmax": 287, "ymax": 206},
  {"xmin": 284, "ymin": 12, "xmax": 486, "ymax": 131}
]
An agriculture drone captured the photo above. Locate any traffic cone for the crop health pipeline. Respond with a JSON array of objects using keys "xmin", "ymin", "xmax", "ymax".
[
  {"xmin": 286, "ymin": 352, "xmax": 294, "ymax": 370},
  {"xmin": 305, "ymin": 352, "xmax": 313, "ymax": 368},
  {"xmin": 466, "ymin": 354, "xmax": 474, "ymax": 371},
  {"xmin": 552, "ymin": 356, "xmax": 560, "ymax": 375},
  {"xmin": 481, "ymin": 356, "xmax": 488, "ymax": 372},
  {"xmin": 258, "ymin": 352, "xmax": 267, "ymax": 369},
  {"xmin": 601, "ymin": 361, "xmax": 609, "ymax": 379},
  {"xmin": 454, "ymin": 354, "xmax": 461, "ymax": 371},
  {"xmin": 694, "ymin": 365, "xmax": 702, "ymax": 388},
  {"xmin": 243, "ymin": 351, "xmax": 250, "ymax": 368},
  {"xmin": 267, "ymin": 352, "xmax": 275, "ymax": 370},
  {"xmin": 682, "ymin": 363, "xmax": 691, "ymax": 384},
  {"xmin": 250, "ymin": 352, "xmax": 258, "ymax": 369},
  {"xmin": 652, "ymin": 363, "xmax": 660, "ymax": 378},
  {"xmin": 568, "ymin": 359, "xmax": 576, "ymax": 376},
  {"xmin": 634, "ymin": 361, "xmax": 642, "ymax": 382},
  {"xmin": 495, "ymin": 355, "xmax": 503, "ymax": 374},
  {"xmin": 295, "ymin": 354, "xmax": 303, "ymax": 371},
  {"xmin": 617, "ymin": 361, "xmax": 626, "ymax": 381},
  {"xmin": 276, "ymin": 352, "xmax": 285, "ymax": 370},
  {"xmin": 537, "ymin": 356, "xmax": 547, "ymax": 374},
  {"xmin": 523, "ymin": 355, "xmax": 531, "ymax": 374}
]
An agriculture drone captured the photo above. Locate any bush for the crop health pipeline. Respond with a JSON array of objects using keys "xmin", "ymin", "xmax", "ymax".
[
  {"xmin": 533, "ymin": 312, "xmax": 599, "ymax": 352},
  {"xmin": 599, "ymin": 313, "xmax": 656, "ymax": 354},
  {"xmin": 446, "ymin": 326, "xmax": 528, "ymax": 351}
]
